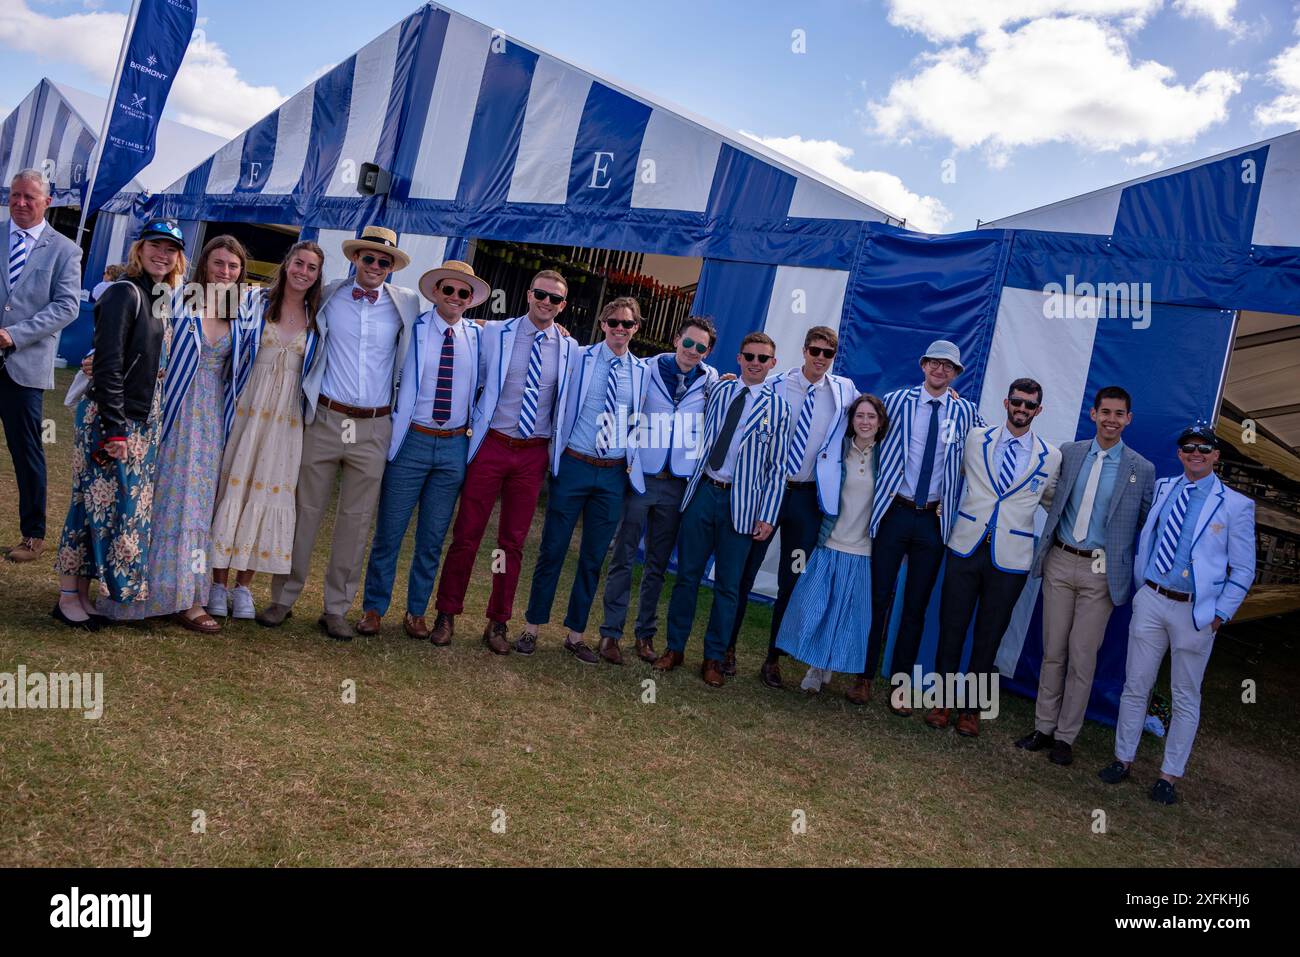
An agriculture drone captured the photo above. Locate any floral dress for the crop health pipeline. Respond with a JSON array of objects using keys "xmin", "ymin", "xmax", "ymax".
[{"xmin": 55, "ymin": 323, "xmax": 174, "ymax": 602}]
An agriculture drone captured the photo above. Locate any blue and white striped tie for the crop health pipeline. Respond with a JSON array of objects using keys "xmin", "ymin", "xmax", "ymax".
[
  {"xmin": 8, "ymin": 230, "xmax": 28, "ymax": 288},
  {"xmin": 517, "ymin": 331, "xmax": 546, "ymax": 438},
  {"xmin": 996, "ymin": 438, "xmax": 1018, "ymax": 494},
  {"xmin": 1153, "ymin": 482, "xmax": 1194, "ymax": 576},
  {"xmin": 786, "ymin": 383, "xmax": 817, "ymax": 473},
  {"xmin": 595, "ymin": 356, "xmax": 623, "ymax": 455}
]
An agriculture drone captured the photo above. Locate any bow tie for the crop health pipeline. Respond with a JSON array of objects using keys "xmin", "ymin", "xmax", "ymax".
[{"xmin": 352, "ymin": 287, "xmax": 378, "ymax": 304}]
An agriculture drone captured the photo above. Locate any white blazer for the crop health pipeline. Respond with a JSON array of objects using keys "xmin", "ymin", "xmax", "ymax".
[
  {"xmin": 947, "ymin": 425, "xmax": 1062, "ymax": 572},
  {"xmin": 628, "ymin": 356, "xmax": 720, "ymax": 480},
  {"xmin": 767, "ymin": 367, "xmax": 859, "ymax": 515},
  {"xmin": 1133, "ymin": 474, "xmax": 1256, "ymax": 630},
  {"xmin": 468, "ymin": 315, "xmax": 577, "ymax": 462},
  {"xmin": 387, "ymin": 309, "xmax": 484, "ymax": 461},
  {"xmin": 551, "ymin": 343, "xmax": 651, "ymax": 492}
]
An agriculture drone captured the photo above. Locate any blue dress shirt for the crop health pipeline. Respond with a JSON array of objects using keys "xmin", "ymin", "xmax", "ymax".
[
  {"xmin": 568, "ymin": 342, "xmax": 633, "ymax": 458},
  {"xmin": 1058, "ymin": 439, "xmax": 1123, "ymax": 551},
  {"xmin": 1144, "ymin": 476, "xmax": 1210, "ymax": 596}
]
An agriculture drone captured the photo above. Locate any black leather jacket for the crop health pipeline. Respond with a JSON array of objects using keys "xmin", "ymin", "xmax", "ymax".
[{"xmin": 91, "ymin": 275, "xmax": 167, "ymax": 439}]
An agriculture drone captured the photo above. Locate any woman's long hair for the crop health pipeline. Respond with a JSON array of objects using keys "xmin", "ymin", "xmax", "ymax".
[
  {"xmin": 124, "ymin": 238, "xmax": 188, "ymax": 290},
  {"xmin": 190, "ymin": 234, "xmax": 249, "ymax": 321},
  {"xmin": 264, "ymin": 240, "xmax": 325, "ymax": 331}
]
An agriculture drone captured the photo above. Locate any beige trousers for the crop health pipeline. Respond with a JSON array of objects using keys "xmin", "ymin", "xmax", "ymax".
[
  {"xmin": 271, "ymin": 405, "xmax": 392, "ymax": 616},
  {"xmin": 1035, "ymin": 544, "xmax": 1114, "ymax": 744}
]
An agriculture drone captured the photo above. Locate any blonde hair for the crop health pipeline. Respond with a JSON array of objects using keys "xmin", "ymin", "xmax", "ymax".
[{"xmin": 125, "ymin": 238, "xmax": 187, "ymax": 289}]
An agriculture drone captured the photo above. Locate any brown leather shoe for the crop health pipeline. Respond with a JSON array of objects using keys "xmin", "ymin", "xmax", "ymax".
[
  {"xmin": 759, "ymin": 659, "xmax": 783, "ymax": 689},
  {"xmin": 653, "ymin": 649, "xmax": 684, "ymax": 671},
  {"xmin": 924, "ymin": 707, "xmax": 952, "ymax": 729},
  {"xmin": 355, "ymin": 609, "xmax": 382, "ymax": 636},
  {"xmin": 634, "ymin": 637, "xmax": 657, "ymax": 663},
  {"xmin": 597, "ymin": 637, "xmax": 624, "ymax": 665},
  {"xmin": 701, "ymin": 659, "xmax": 725, "ymax": 687},
  {"xmin": 403, "ymin": 613, "xmax": 430, "ymax": 640},
  {"xmin": 722, "ymin": 647, "xmax": 737, "ymax": 677},
  {"xmin": 482, "ymin": 620, "xmax": 511, "ymax": 655},
  {"xmin": 845, "ymin": 676, "xmax": 872, "ymax": 705},
  {"xmin": 430, "ymin": 612, "xmax": 454, "ymax": 646},
  {"xmin": 4, "ymin": 537, "xmax": 44, "ymax": 563},
  {"xmin": 955, "ymin": 712, "xmax": 981, "ymax": 737}
]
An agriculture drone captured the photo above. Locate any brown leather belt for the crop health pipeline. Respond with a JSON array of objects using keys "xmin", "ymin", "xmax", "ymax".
[
  {"xmin": 487, "ymin": 427, "xmax": 549, "ymax": 449},
  {"xmin": 565, "ymin": 448, "xmax": 625, "ymax": 469},
  {"xmin": 894, "ymin": 494, "xmax": 940, "ymax": 512},
  {"xmin": 1055, "ymin": 538, "xmax": 1095, "ymax": 558},
  {"xmin": 319, "ymin": 395, "xmax": 391, "ymax": 419},
  {"xmin": 704, "ymin": 475, "xmax": 732, "ymax": 491},
  {"xmin": 411, "ymin": 422, "xmax": 469, "ymax": 438},
  {"xmin": 1145, "ymin": 580, "xmax": 1191, "ymax": 602}
]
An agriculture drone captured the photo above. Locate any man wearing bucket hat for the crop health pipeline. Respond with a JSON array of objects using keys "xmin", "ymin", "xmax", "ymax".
[
  {"xmin": 354, "ymin": 261, "xmax": 488, "ymax": 640},
  {"xmin": 1099, "ymin": 422, "xmax": 1256, "ymax": 805},
  {"xmin": 850, "ymin": 339, "xmax": 985, "ymax": 708},
  {"xmin": 258, "ymin": 226, "xmax": 421, "ymax": 640}
]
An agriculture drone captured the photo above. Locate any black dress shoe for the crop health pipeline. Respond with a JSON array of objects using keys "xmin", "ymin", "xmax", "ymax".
[
  {"xmin": 1098, "ymin": 760, "xmax": 1130, "ymax": 784},
  {"xmin": 1049, "ymin": 740, "xmax": 1074, "ymax": 766},
  {"xmin": 51, "ymin": 604, "xmax": 100, "ymax": 632},
  {"xmin": 1149, "ymin": 779, "xmax": 1178, "ymax": 805},
  {"xmin": 1015, "ymin": 730, "xmax": 1056, "ymax": 751},
  {"xmin": 759, "ymin": 659, "xmax": 783, "ymax": 689}
]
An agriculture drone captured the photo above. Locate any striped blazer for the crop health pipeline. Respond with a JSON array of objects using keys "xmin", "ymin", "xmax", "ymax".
[
  {"xmin": 868, "ymin": 385, "xmax": 985, "ymax": 542},
  {"xmin": 681, "ymin": 378, "xmax": 793, "ymax": 534},
  {"xmin": 158, "ymin": 286, "xmax": 250, "ymax": 446}
]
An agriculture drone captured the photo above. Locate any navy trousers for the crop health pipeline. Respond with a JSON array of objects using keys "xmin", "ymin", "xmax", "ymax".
[
  {"xmin": 0, "ymin": 366, "xmax": 46, "ymax": 539},
  {"xmin": 865, "ymin": 497, "xmax": 947, "ymax": 679}
]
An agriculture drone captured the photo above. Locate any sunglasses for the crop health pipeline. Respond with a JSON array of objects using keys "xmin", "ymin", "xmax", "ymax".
[
  {"xmin": 531, "ymin": 288, "xmax": 566, "ymax": 305},
  {"xmin": 742, "ymin": 351, "xmax": 775, "ymax": 363},
  {"xmin": 360, "ymin": 254, "xmax": 393, "ymax": 269},
  {"xmin": 605, "ymin": 318, "xmax": 638, "ymax": 329},
  {"xmin": 1008, "ymin": 397, "xmax": 1040, "ymax": 410},
  {"xmin": 440, "ymin": 284, "xmax": 473, "ymax": 300},
  {"xmin": 681, "ymin": 336, "xmax": 709, "ymax": 354},
  {"xmin": 1179, "ymin": 443, "xmax": 1215, "ymax": 454},
  {"xmin": 807, "ymin": 346, "xmax": 836, "ymax": 359}
]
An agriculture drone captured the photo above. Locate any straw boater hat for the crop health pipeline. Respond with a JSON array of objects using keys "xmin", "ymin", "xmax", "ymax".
[
  {"xmin": 419, "ymin": 260, "xmax": 490, "ymax": 308},
  {"xmin": 341, "ymin": 226, "xmax": 410, "ymax": 271}
]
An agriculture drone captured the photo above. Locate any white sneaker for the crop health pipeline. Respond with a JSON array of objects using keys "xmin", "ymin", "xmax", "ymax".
[
  {"xmin": 230, "ymin": 585, "xmax": 256, "ymax": 620},
  {"xmin": 207, "ymin": 583, "xmax": 228, "ymax": 617},
  {"xmin": 800, "ymin": 666, "xmax": 827, "ymax": 693}
]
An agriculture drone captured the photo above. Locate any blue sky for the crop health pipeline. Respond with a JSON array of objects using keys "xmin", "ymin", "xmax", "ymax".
[{"xmin": 3, "ymin": 0, "xmax": 1299, "ymax": 230}]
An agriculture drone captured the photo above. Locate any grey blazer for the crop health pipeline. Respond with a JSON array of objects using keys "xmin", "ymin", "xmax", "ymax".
[
  {"xmin": 0, "ymin": 220, "xmax": 83, "ymax": 390},
  {"xmin": 300, "ymin": 278, "xmax": 422, "ymax": 424},
  {"xmin": 1031, "ymin": 438, "xmax": 1156, "ymax": 605}
]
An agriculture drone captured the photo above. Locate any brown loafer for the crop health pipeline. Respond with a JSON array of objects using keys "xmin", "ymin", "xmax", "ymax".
[
  {"xmin": 4, "ymin": 537, "xmax": 44, "ymax": 563},
  {"xmin": 172, "ymin": 611, "xmax": 221, "ymax": 634},
  {"xmin": 653, "ymin": 649, "xmax": 684, "ymax": 671},
  {"xmin": 845, "ymin": 676, "xmax": 872, "ymax": 705},
  {"xmin": 597, "ymin": 637, "xmax": 624, "ymax": 665},
  {"xmin": 403, "ymin": 613, "xmax": 430, "ymax": 640},
  {"xmin": 759, "ymin": 659, "xmax": 783, "ymax": 690},
  {"xmin": 256, "ymin": 603, "xmax": 293, "ymax": 628},
  {"xmin": 430, "ymin": 612, "xmax": 454, "ymax": 646},
  {"xmin": 890, "ymin": 701, "xmax": 914, "ymax": 717},
  {"xmin": 482, "ymin": 620, "xmax": 511, "ymax": 655},
  {"xmin": 955, "ymin": 712, "xmax": 981, "ymax": 738},
  {"xmin": 634, "ymin": 637, "xmax": 657, "ymax": 664},
  {"xmin": 722, "ymin": 648, "xmax": 737, "ymax": 677},
  {"xmin": 701, "ymin": 659, "xmax": 725, "ymax": 687},
  {"xmin": 924, "ymin": 707, "xmax": 952, "ymax": 730},
  {"xmin": 355, "ymin": 609, "xmax": 382, "ymax": 636}
]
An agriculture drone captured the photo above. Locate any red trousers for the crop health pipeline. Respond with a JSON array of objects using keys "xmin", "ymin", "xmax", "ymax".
[{"xmin": 435, "ymin": 431, "xmax": 549, "ymax": 623}]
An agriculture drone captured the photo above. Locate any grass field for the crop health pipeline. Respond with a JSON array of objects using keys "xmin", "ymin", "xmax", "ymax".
[{"xmin": 1, "ymin": 370, "xmax": 1298, "ymax": 867}]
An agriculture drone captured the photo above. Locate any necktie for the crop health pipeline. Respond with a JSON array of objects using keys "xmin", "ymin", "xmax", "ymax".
[
  {"xmin": 787, "ymin": 383, "xmax": 817, "ymax": 474},
  {"xmin": 8, "ymin": 230, "xmax": 28, "ymax": 288},
  {"xmin": 352, "ymin": 287, "xmax": 378, "ymax": 304},
  {"xmin": 997, "ymin": 438, "xmax": 1019, "ymax": 494},
  {"xmin": 595, "ymin": 356, "xmax": 624, "ymax": 455},
  {"xmin": 1070, "ymin": 449, "xmax": 1105, "ymax": 543},
  {"xmin": 1153, "ymin": 482, "xmax": 1194, "ymax": 576},
  {"xmin": 708, "ymin": 387, "xmax": 749, "ymax": 472},
  {"xmin": 431, "ymin": 327, "xmax": 455, "ymax": 425},
  {"xmin": 517, "ymin": 331, "xmax": 546, "ymax": 438},
  {"xmin": 674, "ymin": 371, "xmax": 688, "ymax": 403},
  {"xmin": 914, "ymin": 399, "xmax": 941, "ymax": 503}
]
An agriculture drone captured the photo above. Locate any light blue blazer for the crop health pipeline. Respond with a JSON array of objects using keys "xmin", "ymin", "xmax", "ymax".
[
  {"xmin": 551, "ymin": 342, "xmax": 651, "ymax": 492},
  {"xmin": 388, "ymin": 309, "xmax": 483, "ymax": 461}
]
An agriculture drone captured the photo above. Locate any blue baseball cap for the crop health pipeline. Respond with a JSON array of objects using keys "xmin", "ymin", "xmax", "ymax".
[{"xmin": 139, "ymin": 219, "xmax": 185, "ymax": 249}]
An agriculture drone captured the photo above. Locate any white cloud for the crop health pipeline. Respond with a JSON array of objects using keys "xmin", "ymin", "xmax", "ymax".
[
  {"xmin": 884, "ymin": 0, "xmax": 1162, "ymax": 42},
  {"xmin": 1124, "ymin": 148, "xmax": 1169, "ymax": 167},
  {"xmin": 741, "ymin": 131, "xmax": 952, "ymax": 232},
  {"xmin": 0, "ymin": 0, "xmax": 284, "ymax": 138},
  {"xmin": 869, "ymin": 17, "xmax": 1242, "ymax": 157},
  {"xmin": 1173, "ymin": 0, "xmax": 1241, "ymax": 34},
  {"xmin": 1255, "ymin": 29, "xmax": 1300, "ymax": 127}
]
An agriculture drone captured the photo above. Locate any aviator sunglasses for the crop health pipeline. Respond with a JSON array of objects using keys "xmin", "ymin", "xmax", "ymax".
[{"xmin": 681, "ymin": 336, "xmax": 709, "ymax": 354}]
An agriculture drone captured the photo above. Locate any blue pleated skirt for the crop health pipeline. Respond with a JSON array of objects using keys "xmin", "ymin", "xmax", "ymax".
[{"xmin": 774, "ymin": 545, "xmax": 872, "ymax": 673}]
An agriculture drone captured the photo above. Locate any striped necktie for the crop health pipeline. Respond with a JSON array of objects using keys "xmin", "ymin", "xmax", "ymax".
[
  {"xmin": 595, "ymin": 356, "xmax": 624, "ymax": 455},
  {"xmin": 786, "ymin": 383, "xmax": 817, "ymax": 473},
  {"xmin": 997, "ymin": 438, "xmax": 1019, "ymax": 494},
  {"xmin": 1153, "ymin": 482, "xmax": 1194, "ymax": 576},
  {"xmin": 517, "ymin": 331, "xmax": 546, "ymax": 438},
  {"xmin": 431, "ymin": 327, "xmax": 455, "ymax": 425},
  {"xmin": 8, "ymin": 230, "xmax": 29, "ymax": 288}
]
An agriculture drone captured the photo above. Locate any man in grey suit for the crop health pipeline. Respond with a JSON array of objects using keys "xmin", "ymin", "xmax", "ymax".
[
  {"xmin": 0, "ymin": 169, "xmax": 83, "ymax": 563},
  {"xmin": 1017, "ymin": 386, "xmax": 1155, "ymax": 765}
]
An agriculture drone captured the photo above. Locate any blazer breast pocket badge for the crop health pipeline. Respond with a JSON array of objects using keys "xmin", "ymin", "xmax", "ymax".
[
  {"xmin": 1129, "ymin": 474, "xmax": 1137, "ymax": 484},
  {"xmin": 1029, "ymin": 477, "xmax": 1042, "ymax": 493},
  {"xmin": 1210, "ymin": 521, "xmax": 1225, "ymax": 535}
]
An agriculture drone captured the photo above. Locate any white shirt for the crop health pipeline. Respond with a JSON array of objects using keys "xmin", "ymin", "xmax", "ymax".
[
  {"xmin": 490, "ymin": 317, "xmax": 562, "ymax": 438},
  {"xmin": 412, "ymin": 311, "xmax": 474, "ymax": 429},
  {"xmin": 319, "ymin": 283, "xmax": 403, "ymax": 408},
  {"xmin": 9, "ymin": 217, "xmax": 47, "ymax": 247},
  {"xmin": 785, "ymin": 368, "xmax": 837, "ymax": 482},
  {"xmin": 705, "ymin": 382, "xmax": 761, "ymax": 484},
  {"xmin": 900, "ymin": 387, "xmax": 951, "ymax": 502}
]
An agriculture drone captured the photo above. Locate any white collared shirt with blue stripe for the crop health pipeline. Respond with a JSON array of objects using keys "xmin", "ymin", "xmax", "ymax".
[{"xmin": 567, "ymin": 341, "xmax": 633, "ymax": 458}]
